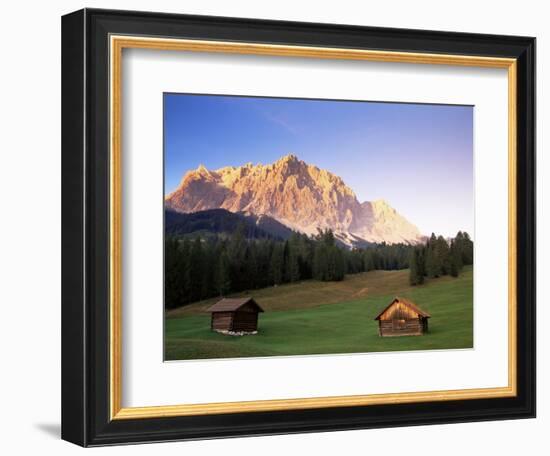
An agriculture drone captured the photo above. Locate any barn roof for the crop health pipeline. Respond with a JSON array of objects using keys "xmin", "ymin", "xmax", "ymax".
[
  {"xmin": 374, "ymin": 296, "xmax": 431, "ymax": 320},
  {"xmin": 207, "ymin": 297, "xmax": 264, "ymax": 313}
]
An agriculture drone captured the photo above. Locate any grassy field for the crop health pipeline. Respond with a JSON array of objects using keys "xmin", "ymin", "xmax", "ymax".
[{"xmin": 165, "ymin": 266, "xmax": 473, "ymax": 360}]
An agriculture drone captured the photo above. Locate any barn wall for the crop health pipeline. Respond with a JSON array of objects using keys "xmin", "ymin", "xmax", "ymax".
[
  {"xmin": 212, "ymin": 311, "xmax": 233, "ymax": 331},
  {"xmin": 232, "ymin": 311, "xmax": 258, "ymax": 332},
  {"xmin": 379, "ymin": 318, "xmax": 425, "ymax": 337}
]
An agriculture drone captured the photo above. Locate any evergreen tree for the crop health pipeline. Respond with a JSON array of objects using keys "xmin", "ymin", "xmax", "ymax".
[
  {"xmin": 163, "ymin": 226, "xmax": 473, "ymax": 310},
  {"xmin": 189, "ymin": 237, "xmax": 204, "ymax": 302},
  {"xmin": 409, "ymin": 247, "xmax": 425, "ymax": 285},
  {"xmin": 287, "ymin": 248, "xmax": 300, "ymax": 282},
  {"xmin": 458, "ymin": 231, "xmax": 474, "ymax": 265},
  {"xmin": 449, "ymin": 239, "xmax": 463, "ymax": 277},
  {"xmin": 363, "ymin": 249, "xmax": 375, "ymax": 271},
  {"xmin": 201, "ymin": 241, "xmax": 215, "ymax": 298},
  {"xmin": 409, "ymin": 247, "xmax": 419, "ymax": 285},
  {"xmin": 244, "ymin": 244, "xmax": 259, "ymax": 290},
  {"xmin": 164, "ymin": 237, "xmax": 182, "ymax": 308},
  {"xmin": 256, "ymin": 241, "xmax": 272, "ymax": 288},
  {"xmin": 227, "ymin": 223, "xmax": 247, "ymax": 291},
  {"xmin": 424, "ymin": 242, "xmax": 435, "ymax": 278},
  {"xmin": 269, "ymin": 243, "xmax": 284, "ymax": 285},
  {"xmin": 216, "ymin": 250, "xmax": 231, "ymax": 295},
  {"xmin": 425, "ymin": 233, "xmax": 443, "ymax": 278},
  {"xmin": 435, "ymin": 235, "xmax": 451, "ymax": 276},
  {"xmin": 312, "ymin": 229, "xmax": 345, "ymax": 282},
  {"xmin": 312, "ymin": 243, "xmax": 328, "ymax": 281},
  {"xmin": 417, "ymin": 246, "xmax": 426, "ymax": 280},
  {"xmin": 179, "ymin": 238, "xmax": 191, "ymax": 303},
  {"xmin": 332, "ymin": 247, "xmax": 346, "ymax": 281}
]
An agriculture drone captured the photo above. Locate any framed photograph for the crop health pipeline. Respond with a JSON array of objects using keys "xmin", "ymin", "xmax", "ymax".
[{"xmin": 61, "ymin": 8, "xmax": 535, "ymax": 446}]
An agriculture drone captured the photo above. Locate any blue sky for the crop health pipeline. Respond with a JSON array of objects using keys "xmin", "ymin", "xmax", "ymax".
[{"xmin": 164, "ymin": 93, "xmax": 473, "ymax": 238}]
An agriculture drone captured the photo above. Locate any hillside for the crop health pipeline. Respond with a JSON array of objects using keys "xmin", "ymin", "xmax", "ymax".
[
  {"xmin": 167, "ymin": 266, "xmax": 471, "ymax": 317},
  {"xmin": 165, "ymin": 208, "xmax": 294, "ymax": 240},
  {"xmin": 165, "ymin": 267, "xmax": 473, "ymax": 360}
]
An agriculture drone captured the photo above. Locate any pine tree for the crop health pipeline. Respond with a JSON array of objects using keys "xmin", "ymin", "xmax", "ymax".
[
  {"xmin": 164, "ymin": 237, "xmax": 182, "ymax": 308},
  {"xmin": 417, "ymin": 248, "xmax": 425, "ymax": 284},
  {"xmin": 178, "ymin": 238, "xmax": 191, "ymax": 304},
  {"xmin": 363, "ymin": 250, "xmax": 375, "ymax": 271},
  {"xmin": 189, "ymin": 237, "xmax": 204, "ymax": 302},
  {"xmin": 425, "ymin": 233, "xmax": 445, "ymax": 278},
  {"xmin": 282, "ymin": 240, "xmax": 291, "ymax": 282},
  {"xmin": 201, "ymin": 241, "xmax": 215, "ymax": 298},
  {"xmin": 256, "ymin": 241, "xmax": 272, "ymax": 288},
  {"xmin": 163, "ymin": 222, "xmax": 475, "ymax": 309},
  {"xmin": 269, "ymin": 243, "xmax": 284, "ymax": 285},
  {"xmin": 449, "ymin": 239, "xmax": 462, "ymax": 277},
  {"xmin": 328, "ymin": 246, "xmax": 345, "ymax": 281},
  {"xmin": 461, "ymin": 231, "xmax": 474, "ymax": 265},
  {"xmin": 313, "ymin": 243, "xmax": 328, "ymax": 281},
  {"xmin": 425, "ymin": 240, "xmax": 436, "ymax": 278},
  {"xmin": 287, "ymin": 249, "xmax": 300, "ymax": 282},
  {"xmin": 409, "ymin": 247, "xmax": 425, "ymax": 285},
  {"xmin": 409, "ymin": 248, "xmax": 419, "ymax": 285},
  {"xmin": 435, "ymin": 235, "xmax": 451, "ymax": 275},
  {"xmin": 244, "ymin": 244, "xmax": 259, "ymax": 289},
  {"xmin": 216, "ymin": 249, "xmax": 231, "ymax": 296}
]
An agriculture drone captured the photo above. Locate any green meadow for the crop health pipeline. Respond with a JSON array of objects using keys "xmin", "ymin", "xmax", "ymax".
[{"xmin": 165, "ymin": 266, "xmax": 473, "ymax": 360}]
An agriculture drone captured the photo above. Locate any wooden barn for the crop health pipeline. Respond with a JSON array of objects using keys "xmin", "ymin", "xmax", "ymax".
[
  {"xmin": 207, "ymin": 298, "xmax": 264, "ymax": 334},
  {"xmin": 374, "ymin": 297, "xmax": 430, "ymax": 337}
]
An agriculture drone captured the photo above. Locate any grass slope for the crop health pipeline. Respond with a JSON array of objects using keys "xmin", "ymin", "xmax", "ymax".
[{"xmin": 165, "ymin": 266, "xmax": 473, "ymax": 360}]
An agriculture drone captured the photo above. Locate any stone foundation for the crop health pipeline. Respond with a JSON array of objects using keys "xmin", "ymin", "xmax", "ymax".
[{"xmin": 214, "ymin": 329, "xmax": 258, "ymax": 336}]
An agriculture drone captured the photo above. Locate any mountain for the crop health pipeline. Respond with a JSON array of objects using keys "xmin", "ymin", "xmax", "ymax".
[
  {"xmin": 165, "ymin": 208, "xmax": 294, "ymax": 240},
  {"xmin": 165, "ymin": 154, "xmax": 424, "ymax": 246}
]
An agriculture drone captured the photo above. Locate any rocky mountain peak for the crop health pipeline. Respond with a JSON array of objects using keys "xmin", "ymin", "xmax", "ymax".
[
  {"xmin": 165, "ymin": 155, "xmax": 423, "ymax": 246},
  {"xmin": 371, "ymin": 199, "xmax": 396, "ymax": 213},
  {"xmin": 278, "ymin": 153, "xmax": 299, "ymax": 164}
]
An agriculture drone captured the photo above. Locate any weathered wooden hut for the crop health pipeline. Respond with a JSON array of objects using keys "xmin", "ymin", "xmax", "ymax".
[
  {"xmin": 207, "ymin": 298, "xmax": 264, "ymax": 334},
  {"xmin": 374, "ymin": 297, "xmax": 430, "ymax": 337}
]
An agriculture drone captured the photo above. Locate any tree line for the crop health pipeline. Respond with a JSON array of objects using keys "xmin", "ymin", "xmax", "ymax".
[
  {"xmin": 409, "ymin": 232, "xmax": 473, "ymax": 285},
  {"xmin": 165, "ymin": 226, "xmax": 473, "ymax": 309}
]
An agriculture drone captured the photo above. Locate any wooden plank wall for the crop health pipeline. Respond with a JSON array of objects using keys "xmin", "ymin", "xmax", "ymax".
[
  {"xmin": 232, "ymin": 312, "xmax": 258, "ymax": 332},
  {"xmin": 212, "ymin": 312, "xmax": 233, "ymax": 331},
  {"xmin": 379, "ymin": 319, "xmax": 423, "ymax": 337}
]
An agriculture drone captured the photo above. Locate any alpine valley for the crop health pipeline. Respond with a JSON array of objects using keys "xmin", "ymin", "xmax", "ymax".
[{"xmin": 165, "ymin": 154, "xmax": 424, "ymax": 247}]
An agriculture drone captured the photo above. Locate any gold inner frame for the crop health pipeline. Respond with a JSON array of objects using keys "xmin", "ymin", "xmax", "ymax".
[{"xmin": 109, "ymin": 35, "xmax": 518, "ymax": 420}]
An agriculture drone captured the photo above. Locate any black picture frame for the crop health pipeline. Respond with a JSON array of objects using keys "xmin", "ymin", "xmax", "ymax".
[{"xmin": 62, "ymin": 8, "xmax": 536, "ymax": 447}]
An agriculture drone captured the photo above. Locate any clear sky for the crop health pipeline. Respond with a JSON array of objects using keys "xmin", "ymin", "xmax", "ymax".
[{"xmin": 164, "ymin": 93, "xmax": 473, "ymax": 238}]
